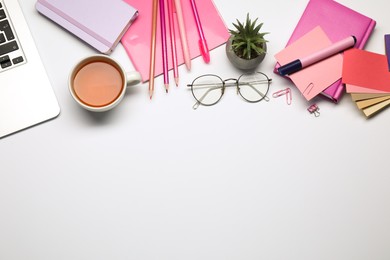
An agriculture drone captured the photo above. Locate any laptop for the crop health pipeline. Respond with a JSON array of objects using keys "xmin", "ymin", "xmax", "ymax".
[{"xmin": 0, "ymin": 0, "xmax": 59, "ymax": 138}]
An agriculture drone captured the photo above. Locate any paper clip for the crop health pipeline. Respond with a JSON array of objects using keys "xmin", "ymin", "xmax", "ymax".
[
  {"xmin": 307, "ymin": 104, "xmax": 320, "ymax": 117},
  {"xmin": 272, "ymin": 88, "xmax": 292, "ymax": 105}
]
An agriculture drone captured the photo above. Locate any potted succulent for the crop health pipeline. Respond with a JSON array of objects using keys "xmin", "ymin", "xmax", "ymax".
[{"xmin": 226, "ymin": 14, "xmax": 269, "ymax": 71}]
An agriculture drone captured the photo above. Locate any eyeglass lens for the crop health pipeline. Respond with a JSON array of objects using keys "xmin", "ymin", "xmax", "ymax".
[
  {"xmin": 191, "ymin": 75, "xmax": 224, "ymax": 106},
  {"xmin": 237, "ymin": 72, "xmax": 270, "ymax": 103}
]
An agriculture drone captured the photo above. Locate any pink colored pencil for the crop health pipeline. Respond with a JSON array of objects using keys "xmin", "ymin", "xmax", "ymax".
[
  {"xmin": 167, "ymin": 0, "xmax": 179, "ymax": 86},
  {"xmin": 173, "ymin": 0, "xmax": 191, "ymax": 70},
  {"xmin": 148, "ymin": 0, "xmax": 158, "ymax": 99},
  {"xmin": 159, "ymin": 0, "xmax": 169, "ymax": 92}
]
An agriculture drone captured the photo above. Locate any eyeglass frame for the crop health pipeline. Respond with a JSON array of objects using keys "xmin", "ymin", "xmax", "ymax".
[{"xmin": 187, "ymin": 72, "xmax": 272, "ymax": 109}]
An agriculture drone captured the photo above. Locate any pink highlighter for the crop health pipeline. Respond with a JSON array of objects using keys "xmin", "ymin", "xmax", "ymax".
[{"xmin": 278, "ymin": 35, "xmax": 356, "ymax": 76}]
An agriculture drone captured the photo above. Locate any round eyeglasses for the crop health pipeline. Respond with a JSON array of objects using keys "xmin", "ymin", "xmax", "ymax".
[{"xmin": 187, "ymin": 72, "xmax": 272, "ymax": 109}]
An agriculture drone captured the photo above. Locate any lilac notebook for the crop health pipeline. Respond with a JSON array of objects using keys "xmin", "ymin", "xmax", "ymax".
[
  {"xmin": 274, "ymin": 0, "xmax": 376, "ymax": 103},
  {"xmin": 36, "ymin": 0, "xmax": 138, "ymax": 54}
]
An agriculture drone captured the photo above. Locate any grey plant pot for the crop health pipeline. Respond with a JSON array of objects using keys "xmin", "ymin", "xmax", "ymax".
[{"xmin": 225, "ymin": 35, "xmax": 267, "ymax": 71}]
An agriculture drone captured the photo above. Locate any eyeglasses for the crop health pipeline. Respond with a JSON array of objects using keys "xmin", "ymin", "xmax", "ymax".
[{"xmin": 187, "ymin": 72, "xmax": 272, "ymax": 109}]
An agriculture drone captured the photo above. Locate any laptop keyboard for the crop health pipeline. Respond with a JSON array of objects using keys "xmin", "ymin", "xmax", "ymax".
[{"xmin": 0, "ymin": 0, "xmax": 26, "ymax": 73}]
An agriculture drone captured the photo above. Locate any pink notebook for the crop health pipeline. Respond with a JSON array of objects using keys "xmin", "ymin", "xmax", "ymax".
[
  {"xmin": 121, "ymin": 0, "xmax": 229, "ymax": 82},
  {"xmin": 274, "ymin": 0, "xmax": 376, "ymax": 103}
]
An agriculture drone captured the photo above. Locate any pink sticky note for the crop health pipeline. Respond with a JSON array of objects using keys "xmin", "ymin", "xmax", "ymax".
[
  {"xmin": 343, "ymin": 49, "xmax": 390, "ymax": 93},
  {"xmin": 275, "ymin": 26, "xmax": 343, "ymax": 101}
]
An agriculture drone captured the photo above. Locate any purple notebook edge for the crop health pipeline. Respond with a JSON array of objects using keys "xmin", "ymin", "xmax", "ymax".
[{"xmin": 385, "ymin": 34, "xmax": 390, "ymax": 71}]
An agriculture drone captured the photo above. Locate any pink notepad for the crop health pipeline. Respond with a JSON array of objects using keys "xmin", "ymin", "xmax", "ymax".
[
  {"xmin": 121, "ymin": 0, "xmax": 229, "ymax": 82},
  {"xmin": 343, "ymin": 49, "xmax": 390, "ymax": 93},
  {"xmin": 275, "ymin": 27, "xmax": 343, "ymax": 101},
  {"xmin": 274, "ymin": 0, "xmax": 376, "ymax": 102}
]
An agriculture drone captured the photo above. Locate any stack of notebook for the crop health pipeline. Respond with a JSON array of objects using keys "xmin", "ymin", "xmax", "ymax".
[
  {"xmin": 342, "ymin": 44, "xmax": 390, "ymax": 118},
  {"xmin": 274, "ymin": 0, "xmax": 376, "ymax": 103}
]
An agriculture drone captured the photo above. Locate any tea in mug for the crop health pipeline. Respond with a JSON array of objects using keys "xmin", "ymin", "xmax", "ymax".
[{"xmin": 72, "ymin": 61, "xmax": 124, "ymax": 107}]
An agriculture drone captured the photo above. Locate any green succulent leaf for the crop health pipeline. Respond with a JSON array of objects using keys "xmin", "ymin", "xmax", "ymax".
[{"xmin": 229, "ymin": 13, "xmax": 269, "ymax": 60}]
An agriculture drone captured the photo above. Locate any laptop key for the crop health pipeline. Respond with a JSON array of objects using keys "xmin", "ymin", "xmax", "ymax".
[
  {"xmin": 0, "ymin": 55, "xmax": 9, "ymax": 63},
  {"xmin": 0, "ymin": 55, "xmax": 11, "ymax": 69},
  {"xmin": 12, "ymin": 56, "xmax": 23, "ymax": 64},
  {"xmin": 0, "ymin": 20, "xmax": 14, "ymax": 40},
  {"xmin": 0, "ymin": 32, "xmax": 5, "ymax": 43},
  {"xmin": 0, "ymin": 9, "xmax": 6, "ymax": 20},
  {"xmin": 0, "ymin": 40, "xmax": 18, "ymax": 56},
  {"xmin": 1, "ymin": 59, "xmax": 11, "ymax": 69}
]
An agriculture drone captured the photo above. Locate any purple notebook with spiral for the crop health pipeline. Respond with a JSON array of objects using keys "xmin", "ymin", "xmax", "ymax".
[{"xmin": 274, "ymin": 0, "xmax": 376, "ymax": 103}]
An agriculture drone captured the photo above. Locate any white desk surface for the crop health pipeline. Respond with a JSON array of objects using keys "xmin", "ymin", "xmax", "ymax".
[{"xmin": 1, "ymin": 0, "xmax": 390, "ymax": 259}]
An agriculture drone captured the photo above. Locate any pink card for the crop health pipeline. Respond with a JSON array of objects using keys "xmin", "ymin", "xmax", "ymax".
[
  {"xmin": 275, "ymin": 26, "xmax": 343, "ymax": 101},
  {"xmin": 345, "ymin": 84, "xmax": 387, "ymax": 94},
  {"xmin": 121, "ymin": 0, "xmax": 229, "ymax": 82},
  {"xmin": 343, "ymin": 49, "xmax": 390, "ymax": 93}
]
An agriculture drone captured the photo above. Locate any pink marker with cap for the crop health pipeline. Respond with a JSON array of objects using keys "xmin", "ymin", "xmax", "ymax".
[{"xmin": 278, "ymin": 35, "xmax": 356, "ymax": 76}]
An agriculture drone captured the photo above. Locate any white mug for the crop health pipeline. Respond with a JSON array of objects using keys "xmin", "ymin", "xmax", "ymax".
[{"xmin": 69, "ymin": 55, "xmax": 141, "ymax": 112}]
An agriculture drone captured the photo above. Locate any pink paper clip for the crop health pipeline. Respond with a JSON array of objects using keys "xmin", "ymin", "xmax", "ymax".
[
  {"xmin": 272, "ymin": 88, "xmax": 292, "ymax": 105},
  {"xmin": 307, "ymin": 104, "xmax": 320, "ymax": 117}
]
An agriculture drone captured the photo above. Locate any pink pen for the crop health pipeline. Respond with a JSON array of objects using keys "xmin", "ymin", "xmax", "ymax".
[
  {"xmin": 159, "ymin": 0, "xmax": 169, "ymax": 92},
  {"xmin": 189, "ymin": 0, "xmax": 210, "ymax": 63},
  {"xmin": 167, "ymin": 0, "xmax": 179, "ymax": 86}
]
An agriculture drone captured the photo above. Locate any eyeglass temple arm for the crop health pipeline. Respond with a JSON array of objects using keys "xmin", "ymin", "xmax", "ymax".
[
  {"xmin": 240, "ymin": 79, "xmax": 272, "ymax": 101},
  {"xmin": 187, "ymin": 83, "xmax": 224, "ymax": 110}
]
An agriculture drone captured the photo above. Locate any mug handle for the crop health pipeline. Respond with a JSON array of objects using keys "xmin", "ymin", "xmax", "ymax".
[{"xmin": 126, "ymin": 71, "xmax": 142, "ymax": 86}]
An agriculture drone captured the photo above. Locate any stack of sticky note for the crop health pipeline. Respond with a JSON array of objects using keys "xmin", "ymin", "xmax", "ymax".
[
  {"xmin": 275, "ymin": 27, "xmax": 344, "ymax": 102},
  {"xmin": 342, "ymin": 35, "xmax": 390, "ymax": 118}
]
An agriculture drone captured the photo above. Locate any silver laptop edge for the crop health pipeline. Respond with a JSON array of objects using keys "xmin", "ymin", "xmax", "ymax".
[{"xmin": 0, "ymin": 0, "xmax": 60, "ymax": 138}]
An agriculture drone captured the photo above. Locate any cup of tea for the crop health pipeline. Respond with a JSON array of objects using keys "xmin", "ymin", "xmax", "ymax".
[{"xmin": 69, "ymin": 55, "xmax": 142, "ymax": 112}]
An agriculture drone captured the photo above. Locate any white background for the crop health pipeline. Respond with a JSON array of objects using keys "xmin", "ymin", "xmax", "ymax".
[{"xmin": 1, "ymin": 0, "xmax": 390, "ymax": 259}]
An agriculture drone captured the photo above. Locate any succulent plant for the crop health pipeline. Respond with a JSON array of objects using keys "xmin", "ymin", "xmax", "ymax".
[{"xmin": 229, "ymin": 14, "xmax": 268, "ymax": 60}]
